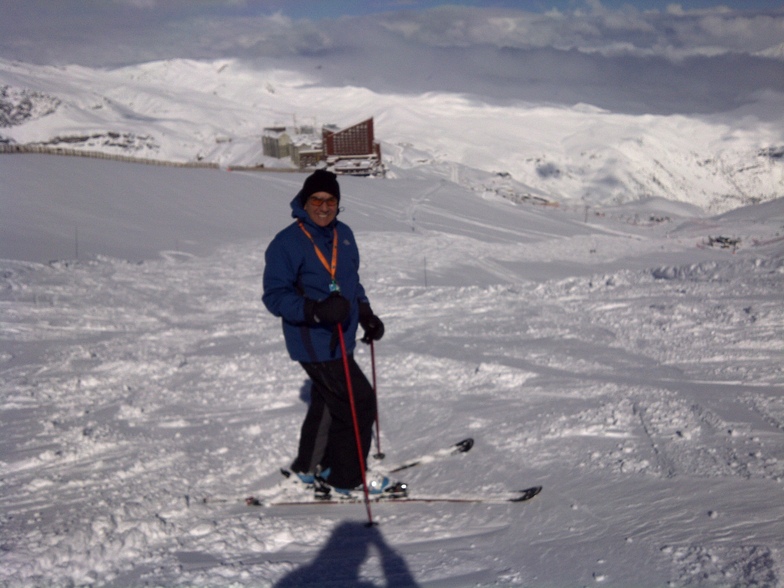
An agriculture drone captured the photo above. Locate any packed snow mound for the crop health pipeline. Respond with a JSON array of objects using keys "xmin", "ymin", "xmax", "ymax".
[{"xmin": 1, "ymin": 57, "xmax": 783, "ymax": 213}]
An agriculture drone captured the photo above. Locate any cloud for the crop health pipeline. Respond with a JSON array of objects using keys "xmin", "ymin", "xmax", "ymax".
[
  {"xmin": 115, "ymin": 0, "xmax": 158, "ymax": 8},
  {"xmin": 1, "ymin": 1, "xmax": 782, "ymax": 116},
  {"xmin": 3, "ymin": 2, "xmax": 783, "ymax": 64},
  {"xmin": 109, "ymin": 0, "xmax": 248, "ymax": 8},
  {"xmin": 375, "ymin": 5, "xmax": 784, "ymax": 58}
]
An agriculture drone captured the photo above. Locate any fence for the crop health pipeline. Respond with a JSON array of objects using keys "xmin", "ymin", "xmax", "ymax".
[{"xmin": 0, "ymin": 143, "xmax": 300, "ymax": 172}]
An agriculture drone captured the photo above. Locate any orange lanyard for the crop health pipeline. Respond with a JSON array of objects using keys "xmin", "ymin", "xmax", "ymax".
[{"xmin": 298, "ymin": 221, "xmax": 340, "ymax": 292}]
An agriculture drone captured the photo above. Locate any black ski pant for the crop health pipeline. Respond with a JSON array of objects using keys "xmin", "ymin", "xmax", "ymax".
[
  {"xmin": 291, "ymin": 380, "xmax": 331, "ymax": 476},
  {"xmin": 294, "ymin": 356, "xmax": 376, "ymax": 489}
]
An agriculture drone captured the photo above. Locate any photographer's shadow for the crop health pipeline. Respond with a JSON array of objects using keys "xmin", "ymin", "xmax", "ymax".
[{"xmin": 275, "ymin": 521, "xmax": 419, "ymax": 587}]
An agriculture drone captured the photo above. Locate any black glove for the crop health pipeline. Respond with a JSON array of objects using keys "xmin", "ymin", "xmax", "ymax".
[
  {"xmin": 359, "ymin": 301, "xmax": 385, "ymax": 344},
  {"xmin": 305, "ymin": 292, "xmax": 350, "ymax": 326}
]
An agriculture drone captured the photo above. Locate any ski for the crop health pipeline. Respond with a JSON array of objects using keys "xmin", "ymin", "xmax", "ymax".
[
  {"xmin": 382, "ymin": 437, "xmax": 474, "ymax": 474},
  {"xmin": 245, "ymin": 486, "xmax": 542, "ymax": 507},
  {"xmin": 200, "ymin": 437, "xmax": 476, "ymax": 507}
]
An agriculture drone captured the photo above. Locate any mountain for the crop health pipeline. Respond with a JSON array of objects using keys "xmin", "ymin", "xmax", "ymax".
[{"xmin": 1, "ymin": 57, "xmax": 782, "ymax": 213}]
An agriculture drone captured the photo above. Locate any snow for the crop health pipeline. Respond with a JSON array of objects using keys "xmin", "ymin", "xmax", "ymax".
[
  {"xmin": 2, "ymin": 150, "xmax": 783, "ymax": 586},
  {"xmin": 1, "ymin": 31, "xmax": 784, "ymax": 586},
  {"xmin": 2, "ymin": 57, "xmax": 783, "ymax": 214}
]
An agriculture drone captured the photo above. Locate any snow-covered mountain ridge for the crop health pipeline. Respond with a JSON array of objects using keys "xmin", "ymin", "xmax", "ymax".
[{"xmin": 1, "ymin": 57, "xmax": 782, "ymax": 213}]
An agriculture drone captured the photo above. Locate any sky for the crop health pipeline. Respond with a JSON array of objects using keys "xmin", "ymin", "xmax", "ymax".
[
  {"xmin": 236, "ymin": 1, "xmax": 784, "ymax": 19},
  {"xmin": 2, "ymin": 1, "xmax": 784, "ymax": 115},
  {"xmin": 290, "ymin": 0, "xmax": 784, "ymax": 18},
  {"xmin": 2, "ymin": 0, "xmax": 783, "ymax": 68}
]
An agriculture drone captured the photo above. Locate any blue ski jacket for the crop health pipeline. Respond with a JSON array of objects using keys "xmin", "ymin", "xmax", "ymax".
[{"xmin": 262, "ymin": 194, "xmax": 367, "ymax": 363}]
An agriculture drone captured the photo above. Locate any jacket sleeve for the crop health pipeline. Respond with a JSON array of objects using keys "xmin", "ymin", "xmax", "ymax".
[
  {"xmin": 262, "ymin": 233, "xmax": 307, "ymax": 324},
  {"xmin": 342, "ymin": 223, "xmax": 369, "ymax": 306},
  {"xmin": 355, "ymin": 274, "xmax": 368, "ymax": 306}
]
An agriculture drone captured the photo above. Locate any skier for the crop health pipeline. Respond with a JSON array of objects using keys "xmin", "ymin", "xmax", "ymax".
[{"xmin": 262, "ymin": 169, "xmax": 388, "ymax": 495}]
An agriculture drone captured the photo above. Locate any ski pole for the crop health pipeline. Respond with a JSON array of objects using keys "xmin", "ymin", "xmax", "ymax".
[
  {"xmin": 337, "ymin": 324, "xmax": 374, "ymax": 526},
  {"xmin": 370, "ymin": 341, "xmax": 385, "ymax": 460}
]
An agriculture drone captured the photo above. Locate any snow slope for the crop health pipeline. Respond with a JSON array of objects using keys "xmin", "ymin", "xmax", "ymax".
[
  {"xmin": 1, "ymin": 155, "xmax": 783, "ymax": 587},
  {"xmin": 2, "ymin": 57, "xmax": 783, "ymax": 214}
]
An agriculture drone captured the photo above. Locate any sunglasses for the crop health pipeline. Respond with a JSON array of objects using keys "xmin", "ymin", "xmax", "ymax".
[{"xmin": 308, "ymin": 195, "xmax": 338, "ymax": 208}]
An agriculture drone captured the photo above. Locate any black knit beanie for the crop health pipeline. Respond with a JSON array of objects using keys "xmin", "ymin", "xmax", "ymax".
[{"xmin": 299, "ymin": 169, "xmax": 341, "ymax": 207}]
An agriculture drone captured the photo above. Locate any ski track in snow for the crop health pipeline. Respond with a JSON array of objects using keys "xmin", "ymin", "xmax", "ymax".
[{"xmin": 1, "ymin": 163, "xmax": 784, "ymax": 587}]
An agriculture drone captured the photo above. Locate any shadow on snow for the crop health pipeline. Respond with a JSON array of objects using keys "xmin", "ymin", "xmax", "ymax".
[{"xmin": 275, "ymin": 521, "xmax": 419, "ymax": 587}]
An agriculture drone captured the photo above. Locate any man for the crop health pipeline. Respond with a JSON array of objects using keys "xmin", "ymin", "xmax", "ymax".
[{"xmin": 262, "ymin": 170, "xmax": 387, "ymax": 495}]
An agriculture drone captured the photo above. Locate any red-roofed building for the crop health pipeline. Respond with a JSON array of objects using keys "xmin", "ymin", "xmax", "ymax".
[
  {"xmin": 262, "ymin": 117, "xmax": 384, "ymax": 176},
  {"xmin": 322, "ymin": 118, "xmax": 384, "ymax": 176}
]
